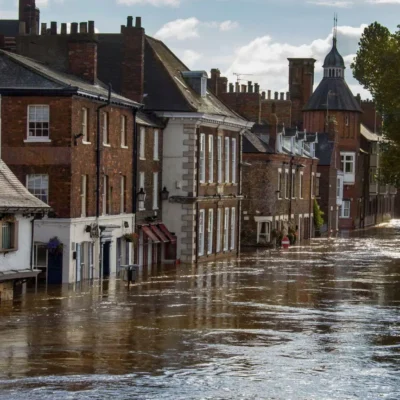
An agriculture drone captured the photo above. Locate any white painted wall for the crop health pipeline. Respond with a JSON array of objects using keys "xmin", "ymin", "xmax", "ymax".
[{"xmin": 0, "ymin": 215, "xmax": 32, "ymax": 272}]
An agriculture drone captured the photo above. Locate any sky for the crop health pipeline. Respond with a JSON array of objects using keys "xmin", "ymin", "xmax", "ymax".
[{"xmin": 1, "ymin": 0, "xmax": 398, "ymax": 99}]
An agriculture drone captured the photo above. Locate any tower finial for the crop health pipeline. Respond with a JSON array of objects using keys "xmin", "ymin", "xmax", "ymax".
[{"xmin": 333, "ymin": 13, "xmax": 338, "ymax": 46}]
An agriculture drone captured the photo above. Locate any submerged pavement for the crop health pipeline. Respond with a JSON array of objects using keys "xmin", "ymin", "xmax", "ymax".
[{"xmin": 0, "ymin": 222, "xmax": 399, "ymax": 399}]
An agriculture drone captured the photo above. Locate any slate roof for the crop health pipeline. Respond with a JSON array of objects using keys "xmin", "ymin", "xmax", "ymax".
[
  {"xmin": 137, "ymin": 111, "xmax": 164, "ymax": 128},
  {"xmin": 0, "ymin": 50, "xmax": 140, "ymax": 108},
  {"xmin": 0, "ymin": 20, "xmax": 19, "ymax": 37},
  {"xmin": 304, "ymin": 77, "xmax": 362, "ymax": 113},
  {"xmin": 315, "ymin": 133, "xmax": 334, "ymax": 166},
  {"xmin": 323, "ymin": 39, "xmax": 345, "ymax": 68},
  {"xmin": 360, "ymin": 124, "xmax": 380, "ymax": 142},
  {"xmin": 144, "ymin": 36, "xmax": 242, "ymax": 118},
  {"xmin": 0, "ymin": 160, "xmax": 50, "ymax": 211},
  {"xmin": 284, "ymin": 127, "xmax": 297, "ymax": 137},
  {"xmin": 243, "ymin": 131, "xmax": 274, "ymax": 154}
]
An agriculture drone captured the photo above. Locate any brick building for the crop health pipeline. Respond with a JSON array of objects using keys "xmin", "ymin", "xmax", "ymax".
[{"xmin": 0, "ymin": 32, "xmax": 141, "ymax": 284}]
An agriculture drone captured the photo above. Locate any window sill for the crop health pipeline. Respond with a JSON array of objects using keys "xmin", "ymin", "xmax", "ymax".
[
  {"xmin": 153, "ymin": 208, "xmax": 159, "ymax": 211},
  {"xmin": 24, "ymin": 138, "xmax": 51, "ymax": 143},
  {"xmin": 0, "ymin": 248, "xmax": 17, "ymax": 254},
  {"xmin": 82, "ymin": 141, "xmax": 91, "ymax": 145},
  {"xmin": 139, "ymin": 208, "xmax": 146, "ymax": 212},
  {"xmin": 154, "ymin": 158, "xmax": 160, "ymax": 161},
  {"xmin": 121, "ymin": 145, "xmax": 129, "ymax": 149},
  {"xmin": 139, "ymin": 157, "xmax": 146, "ymax": 161},
  {"xmin": 103, "ymin": 143, "xmax": 111, "ymax": 148}
]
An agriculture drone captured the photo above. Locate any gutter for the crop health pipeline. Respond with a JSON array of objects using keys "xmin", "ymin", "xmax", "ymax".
[{"xmin": 132, "ymin": 105, "xmax": 145, "ymax": 215}]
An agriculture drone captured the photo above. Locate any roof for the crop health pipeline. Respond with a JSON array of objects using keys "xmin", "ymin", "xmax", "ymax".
[
  {"xmin": 243, "ymin": 131, "xmax": 274, "ymax": 154},
  {"xmin": 0, "ymin": 20, "xmax": 19, "ymax": 37},
  {"xmin": 144, "ymin": 36, "xmax": 243, "ymax": 119},
  {"xmin": 323, "ymin": 39, "xmax": 345, "ymax": 69},
  {"xmin": 315, "ymin": 133, "xmax": 334, "ymax": 166},
  {"xmin": 0, "ymin": 50, "xmax": 140, "ymax": 108},
  {"xmin": 304, "ymin": 77, "xmax": 362, "ymax": 113},
  {"xmin": 361, "ymin": 124, "xmax": 380, "ymax": 142},
  {"xmin": 0, "ymin": 160, "xmax": 50, "ymax": 211},
  {"xmin": 137, "ymin": 111, "xmax": 164, "ymax": 128}
]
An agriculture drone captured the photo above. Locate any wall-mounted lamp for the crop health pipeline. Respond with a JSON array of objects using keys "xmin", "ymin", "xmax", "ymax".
[
  {"xmin": 160, "ymin": 187, "xmax": 169, "ymax": 201},
  {"xmin": 124, "ymin": 221, "xmax": 129, "ymax": 228},
  {"xmin": 137, "ymin": 188, "xmax": 146, "ymax": 202},
  {"xmin": 74, "ymin": 133, "xmax": 84, "ymax": 146}
]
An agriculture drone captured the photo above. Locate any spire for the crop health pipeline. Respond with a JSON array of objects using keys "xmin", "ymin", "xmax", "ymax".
[{"xmin": 333, "ymin": 13, "xmax": 338, "ymax": 46}]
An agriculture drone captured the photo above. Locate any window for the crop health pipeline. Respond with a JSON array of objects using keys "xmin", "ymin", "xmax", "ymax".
[
  {"xmin": 81, "ymin": 175, "xmax": 88, "ymax": 217},
  {"xmin": 139, "ymin": 172, "xmax": 145, "ymax": 211},
  {"xmin": 208, "ymin": 135, "xmax": 214, "ymax": 183},
  {"xmin": 224, "ymin": 208, "xmax": 229, "ymax": 251},
  {"xmin": 230, "ymin": 207, "xmax": 236, "ymax": 250},
  {"xmin": 299, "ymin": 172, "xmax": 304, "ymax": 199},
  {"xmin": 153, "ymin": 130, "xmax": 159, "ymax": 160},
  {"xmin": 291, "ymin": 169, "xmax": 296, "ymax": 198},
  {"xmin": 102, "ymin": 175, "xmax": 109, "ymax": 215},
  {"xmin": 216, "ymin": 208, "xmax": 222, "ymax": 252},
  {"xmin": 198, "ymin": 209, "xmax": 205, "ymax": 256},
  {"xmin": 337, "ymin": 178, "xmax": 341, "ymax": 198},
  {"xmin": 217, "ymin": 137, "xmax": 223, "ymax": 183},
  {"xmin": 258, "ymin": 221, "xmax": 271, "ymax": 243},
  {"xmin": 120, "ymin": 175, "xmax": 126, "ymax": 214},
  {"xmin": 341, "ymin": 200, "xmax": 351, "ymax": 218},
  {"xmin": 27, "ymin": 105, "xmax": 50, "ymax": 140},
  {"xmin": 232, "ymin": 138, "xmax": 237, "ymax": 184},
  {"xmin": 199, "ymin": 134, "xmax": 206, "ymax": 183},
  {"xmin": 345, "ymin": 115, "xmax": 349, "ymax": 126},
  {"xmin": 153, "ymin": 172, "xmax": 159, "ymax": 210},
  {"xmin": 277, "ymin": 169, "xmax": 282, "ymax": 199},
  {"xmin": 102, "ymin": 112, "xmax": 109, "ymax": 145},
  {"xmin": 82, "ymin": 108, "xmax": 89, "ymax": 142},
  {"xmin": 341, "ymin": 152, "xmax": 355, "ymax": 184},
  {"xmin": 316, "ymin": 173, "xmax": 321, "ymax": 197},
  {"xmin": 140, "ymin": 127, "xmax": 146, "ymax": 159},
  {"xmin": 27, "ymin": 174, "xmax": 48, "ymax": 204},
  {"xmin": 0, "ymin": 221, "xmax": 17, "ymax": 252},
  {"xmin": 121, "ymin": 115, "xmax": 127, "ymax": 148},
  {"xmin": 225, "ymin": 137, "xmax": 230, "ymax": 183},
  {"xmin": 311, "ymin": 173, "xmax": 315, "ymax": 198},
  {"xmin": 201, "ymin": 77, "xmax": 207, "ymax": 97},
  {"xmin": 285, "ymin": 170, "xmax": 289, "ymax": 199},
  {"xmin": 208, "ymin": 209, "xmax": 214, "ymax": 255}
]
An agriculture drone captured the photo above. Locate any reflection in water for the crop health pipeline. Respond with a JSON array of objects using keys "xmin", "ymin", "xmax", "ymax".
[{"xmin": 0, "ymin": 223, "xmax": 399, "ymax": 399}]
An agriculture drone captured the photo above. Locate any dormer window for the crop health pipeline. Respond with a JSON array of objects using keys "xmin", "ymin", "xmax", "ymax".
[
  {"xmin": 182, "ymin": 71, "xmax": 208, "ymax": 98},
  {"xmin": 201, "ymin": 77, "xmax": 207, "ymax": 97}
]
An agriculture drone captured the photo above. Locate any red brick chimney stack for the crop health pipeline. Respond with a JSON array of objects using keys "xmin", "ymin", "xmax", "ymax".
[
  {"xmin": 120, "ymin": 16, "xmax": 145, "ymax": 103},
  {"xmin": 68, "ymin": 21, "xmax": 98, "ymax": 84},
  {"xmin": 19, "ymin": 0, "xmax": 40, "ymax": 35}
]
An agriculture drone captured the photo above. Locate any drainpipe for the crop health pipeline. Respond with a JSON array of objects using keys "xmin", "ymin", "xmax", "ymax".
[
  {"xmin": 132, "ymin": 105, "xmax": 144, "ymax": 215},
  {"xmin": 236, "ymin": 132, "xmax": 243, "ymax": 257},
  {"xmin": 289, "ymin": 156, "xmax": 294, "ymax": 221},
  {"xmin": 195, "ymin": 126, "xmax": 200, "ymax": 264}
]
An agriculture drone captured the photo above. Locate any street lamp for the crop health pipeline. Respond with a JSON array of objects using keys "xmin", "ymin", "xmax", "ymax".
[
  {"xmin": 160, "ymin": 187, "xmax": 169, "ymax": 201},
  {"xmin": 137, "ymin": 188, "xmax": 146, "ymax": 202}
]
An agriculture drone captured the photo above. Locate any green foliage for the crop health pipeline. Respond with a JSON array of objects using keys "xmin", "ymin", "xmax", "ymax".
[
  {"xmin": 351, "ymin": 22, "xmax": 400, "ymax": 184},
  {"xmin": 313, "ymin": 199, "xmax": 324, "ymax": 229}
]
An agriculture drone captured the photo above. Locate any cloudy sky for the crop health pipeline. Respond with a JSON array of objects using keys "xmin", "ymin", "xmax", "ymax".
[{"xmin": 1, "ymin": 0, "xmax": 398, "ymax": 98}]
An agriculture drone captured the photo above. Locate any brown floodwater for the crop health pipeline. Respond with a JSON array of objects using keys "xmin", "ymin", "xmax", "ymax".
[{"xmin": 0, "ymin": 222, "xmax": 399, "ymax": 399}]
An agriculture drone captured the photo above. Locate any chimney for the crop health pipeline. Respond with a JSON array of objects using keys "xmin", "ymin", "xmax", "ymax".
[
  {"xmin": 268, "ymin": 90, "xmax": 271, "ymax": 100},
  {"xmin": 229, "ymin": 83, "xmax": 234, "ymax": 93},
  {"xmin": 280, "ymin": 92, "xmax": 284, "ymax": 100},
  {"xmin": 218, "ymin": 76, "xmax": 228, "ymax": 94},
  {"xmin": 274, "ymin": 91, "xmax": 278, "ymax": 100},
  {"xmin": 19, "ymin": 21, "xmax": 26, "ymax": 35},
  {"xmin": 254, "ymin": 83, "xmax": 260, "ymax": 93},
  {"xmin": 121, "ymin": 16, "xmax": 145, "ymax": 103},
  {"xmin": 209, "ymin": 68, "xmax": 220, "ymax": 95},
  {"xmin": 248, "ymin": 81, "xmax": 253, "ymax": 93},
  {"xmin": 241, "ymin": 84, "xmax": 246, "ymax": 93},
  {"xmin": 50, "ymin": 21, "xmax": 57, "ymax": 35},
  {"xmin": 61, "ymin": 23, "xmax": 67, "ymax": 35},
  {"xmin": 235, "ymin": 82, "xmax": 240, "ymax": 93},
  {"xmin": 68, "ymin": 21, "xmax": 98, "ymax": 84},
  {"xmin": 88, "ymin": 21, "xmax": 95, "ymax": 34},
  {"xmin": 19, "ymin": 0, "xmax": 40, "ymax": 35},
  {"xmin": 40, "ymin": 22, "xmax": 47, "ymax": 35},
  {"xmin": 261, "ymin": 91, "xmax": 266, "ymax": 100}
]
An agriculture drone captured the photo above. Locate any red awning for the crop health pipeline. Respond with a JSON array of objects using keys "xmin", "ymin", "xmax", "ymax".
[
  {"xmin": 141, "ymin": 226, "xmax": 160, "ymax": 243},
  {"xmin": 158, "ymin": 224, "xmax": 177, "ymax": 244},
  {"xmin": 150, "ymin": 225, "xmax": 169, "ymax": 243}
]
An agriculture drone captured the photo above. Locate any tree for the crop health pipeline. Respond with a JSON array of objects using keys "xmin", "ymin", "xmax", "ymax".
[
  {"xmin": 313, "ymin": 199, "xmax": 324, "ymax": 231},
  {"xmin": 351, "ymin": 23, "xmax": 400, "ymax": 185}
]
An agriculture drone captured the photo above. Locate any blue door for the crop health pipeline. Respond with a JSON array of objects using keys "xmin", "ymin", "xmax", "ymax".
[{"xmin": 47, "ymin": 253, "xmax": 63, "ymax": 285}]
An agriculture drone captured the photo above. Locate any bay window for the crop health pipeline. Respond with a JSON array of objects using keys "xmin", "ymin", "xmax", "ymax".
[{"xmin": 341, "ymin": 152, "xmax": 355, "ymax": 184}]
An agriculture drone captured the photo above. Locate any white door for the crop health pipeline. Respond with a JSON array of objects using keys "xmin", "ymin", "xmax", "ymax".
[{"xmin": 76, "ymin": 244, "xmax": 81, "ymax": 283}]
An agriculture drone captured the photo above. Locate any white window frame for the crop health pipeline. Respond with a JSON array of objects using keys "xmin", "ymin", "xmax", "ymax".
[
  {"xmin": 153, "ymin": 172, "xmax": 159, "ymax": 210},
  {"xmin": 299, "ymin": 172, "xmax": 304, "ymax": 199},
  {"xmin": 120, "ymin": 175, "xmax": 126, "ymax": 214},
  {"xmin": 198, "ymin": 209, "xmax": 205, "ymax": 256},
  {"xmin": 225, "ymin": 137, "xmax": 230, "ymax": 183},
  {"xmin": 121, "ymin": 115, "xmax": 127, "ymax": 148},
  {"xmin": 139, "ymin": 172, "xmax": 145, "ymax": 211},
  {"xmin": 291, "ymin": 169, "xmax": 296, "ymax": 199},
  {"xmin": 230, "ymin": 207, "xmax": 236, "ymax": 250},
  {"xmin": 208, "ymin": 135, "xmax": 214, "ymax": 183},
  {"xmin": 140, "ymin": 127, "xmax": 146, "ymax": 160},
  {"xmin": 153, "ymin": 129, "xmax": 159, "ymax": 160},
  {"xmin": 207, "ymin": 209, "xmax": 214, "ymax": 255},
  {"xmin": 341, "ymin": 200, "xmax": 351, "ymax": 218},
  {"xmin": 82, "ymin": 107, "xmax": 89, "ymax": 143},
  {"xmin": 199, "ymin": 134, "xmax": 206, "ymax": 183},
  {"xmin": 285, "ymin": 170, "xmax": 289, "ymax": 199},
  {"xmin": 216, "ymin": 208, "xmax": 222, "ymax": 253},
  {"xmin": 217, "ymin": 137, "xmax": 223, "ymax": 183},
  {"xmin": 232, "ymin": 138, "xmax": 237, "ymax": 184},
  {"xmin": 26, "ymin": 105, "xmax": 50, "ymax": 142},
  {"xmin": 81, "ymin": 174, "xmax": 87, "ymax": 217},
  {"xmin": 26, "ymin": 174, "xmax": 49, "ymax": 204},
  {"xmin": 277, "ymin": 168, "xmax": 282, "ymax": 199},
  {"xmin": 224, "ymin": 208, "xmax": 229, "ymax": 251},
  {"xmin": 341, "ymin": 152, "xmax": 356, "ymax": 184},
  {"xmin": 102, "ymin": 175, "xmax": 109, "ymax": 215},
  {"xmin": 102, "ymin": 112, "xmax": 109, "ymax": 146}
]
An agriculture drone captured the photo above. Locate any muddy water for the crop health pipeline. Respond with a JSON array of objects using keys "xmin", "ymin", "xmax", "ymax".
[{"xmin": 0, "ymin": 223, "xmax": 399, "ymax": 399}]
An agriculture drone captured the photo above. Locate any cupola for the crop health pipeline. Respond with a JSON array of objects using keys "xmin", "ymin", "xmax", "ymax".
[{"xmin": 323, "ymin": 16, "xmax": 345, "ymax": 79}]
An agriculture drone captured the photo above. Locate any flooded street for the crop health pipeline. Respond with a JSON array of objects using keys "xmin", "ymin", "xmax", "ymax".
[{"xmin": 0, "ymin": 223, "xmax": 399, "ymax": 399}]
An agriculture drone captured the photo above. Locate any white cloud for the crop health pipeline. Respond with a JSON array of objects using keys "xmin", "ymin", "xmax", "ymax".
[
  {"xmin": 181, "ymin": 49, "xmax": 203, "ymax": 68},
  {"xmin": 116, "ymin": 0, "xmax": 180, "ymax": 7},
  {"xmin": 307, "ymin": 0, "xmax": 353, "ymax": 7},
  {"xmin": 219, "ymin": 20, "xmax": 239, "ymax": 31},
  {"xmin": 154, "ymin": 18, "xmax": 199, "ymax": 40},
  {"xmin": 224, "ymin": 24, "xmax": 370, "ymax": 98}
]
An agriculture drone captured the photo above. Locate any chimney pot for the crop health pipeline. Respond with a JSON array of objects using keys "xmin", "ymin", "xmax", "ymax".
[
  {"xmin": 229, "ymin": 83, "xmax": 234, "ymax": 93},
  {"xmin": 88, "ymin": 21, "xmax": 95, "ymax": 34},
  {"xmin": 241, "ymin": 84, "xmax": 247, "ymax": 93},
  {"xmin": 80, "ymin": 22, "xmax": 88, "ymax": 34},
  {"xmin": 248, "ymin": 81, "xmax": 253, "ymax": 93},
  {"xmin": 135, "ymin": 17, "xmax": 142, "ymax": 28},
  {"xmin": 274, "ymin": 91, "xmax": 278, "ymax": 100},
  {"xmin": 127, "ymin": 16, "xmax": 133, "ymax": 27},
  {"xmin": 19, "ymin": 21, "xmax": 26, "ymax": 35},
  {"xmin": 268, "ymin": 90, "xmax": 271, "ymax": 100},
  {"xmin": 262, "ymin": 91, "xmax": 266, "ymax": 100},
  {"xmin": 254, "ymin": 83, "xmax": 260, "ymax": 93},
  {"xmin": 61, "ymin": 23, "xmax": 67, "ymax": 35},
  {"xmin": 41, "ymin": 22, "xmax": 47, "ymax": 35},
  {"xmin": 235, "ymin": 82, "xmax": 240, "ymax": 93},
  {"xmin": 50, "ymin": 21, "xmax": 57, "ymax": 35},
  {"xmin": 71, "ymin": 22, "xmax": 78, "ymax": 34},
  {"xmin": 280, "ymin": 92, "xmax": 284, "ymax": 100}
]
